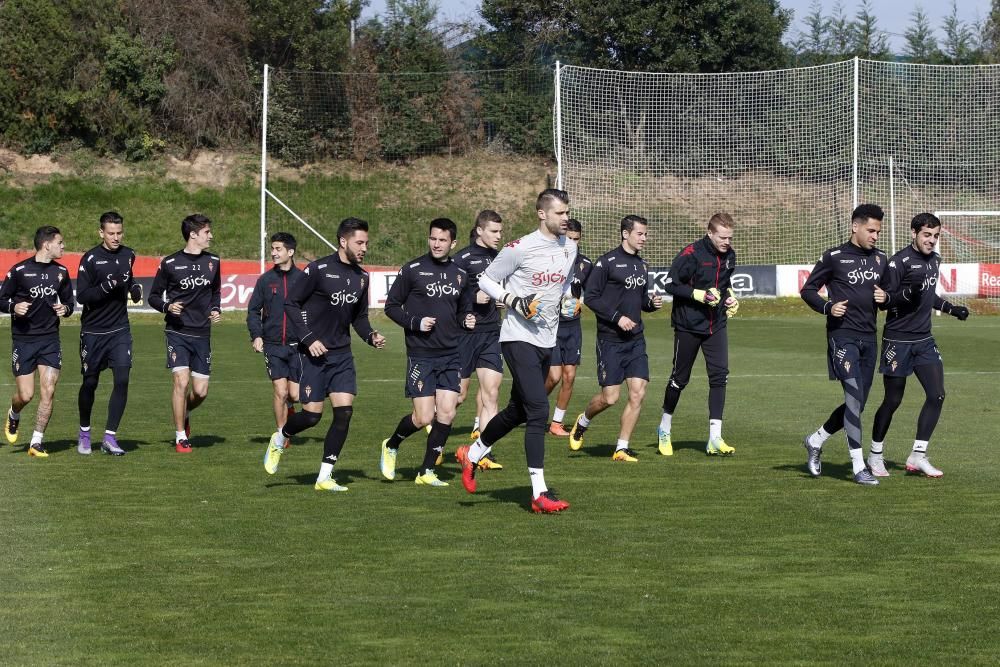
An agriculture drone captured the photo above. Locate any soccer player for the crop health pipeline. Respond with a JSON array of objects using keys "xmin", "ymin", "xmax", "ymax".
[
  {"xmin": 545, "ymin": 219, "xmax": 593, "ymax": 437},
  {"xmin": 379, "ymin": 218, "xmax": 476, "ymax": 488},
  {"xmin": 453, "ymin": 210, "xmax": 505, "ymax": 471},
  {"xmin": 568, "ymin": 215, "xmax": 662, "ymax": 461},
  {"xmin": 262, "ymin": 218, "xmax": 386, "ymax": 492},
  {"xmin": 247, "ymin": 232, "xmax": 303, "ymax": 442},
  {"xmin": 1, "ymin": 226, "xmax": 74, "ymax": 457},
  {"xmin": 801, "ymin": 204, "xmax": 888, "ymax": 486},
  {"xmin": 456, "ymin": 189, "xmax": 577, "ymax": 513},
  {"xmin": 657, "ymin": 213, "xmax": 739, "ymax": 457},
  {"xmin": 868, "ymin": 213, "xmax": 969, "ymax": 478},
  {"xmin": 147, "ymin": 214, "xmax": 222, "ymax": 453},
  {"xmin": 75, "ymin": 211, "xmax": 142, "ymax": 456}
]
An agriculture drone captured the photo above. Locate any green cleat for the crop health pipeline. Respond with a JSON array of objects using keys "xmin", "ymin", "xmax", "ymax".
[
  {"xmin": 706, "ymin": 438, "xmax": 735, "ymax": 456},
  {"xmin": 263, "ymin": 432, "xmax": 284, "ymax": 475},
  {"xmin": 315, "ymin": 478, "xmax": 348, "ymax": 492},
  {"xmin": 379, "ymin": 439, "xmax": 398, "ymax": 480},
  {"xmin": 415, "ymin": 469, "xmax": 449, "ymax": 487},
  {"xmin": 657, "ymin": 427, "xmax": 673, "ymax": 456}
]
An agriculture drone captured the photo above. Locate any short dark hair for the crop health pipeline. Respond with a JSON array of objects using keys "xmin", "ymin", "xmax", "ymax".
[
  {"xmin": 852, "ymin": 204, "xmax": 884, "ymax": 224},
  {"xmin": 536, "ymin": 188, "xmax": 569, "ymax": 211},
  {"xmin": 430, "ymin": 217, "xmax": 458, "ymax": 241},
  {"xmin": 911, "ymin": 212, "xmax": 941, "ymax": 232},
  {"xmin": 270, "ymin": 231, "xmax": 297, "ymax": 251},
  {"xmin": 708, "ymin": 212, "xmax": 734, "ymax": 231},
  {"xmin": 34, "ymin": 226, "xmax": 61, "ymax": 251},
  {"xmin": 337, "ymin": 218, "xmax": 369, "ymax": 245},
  {"xmin": 181, "ymin": 213, "xmax": 212, "ymax": 240},
  {"xmin": 621, "ymin": 215, "xmax": 648, "ymax": 234},
  {"xmin": 472, "ymin": 210, "xmax": 502, "ymax": 243},
  {"xmin": 566, "ymin": 218, "xmax": 583, "ymax": 234},
  {"xmin": 100, "ymin": 211, "xmax": 123, "ymax": 229}
]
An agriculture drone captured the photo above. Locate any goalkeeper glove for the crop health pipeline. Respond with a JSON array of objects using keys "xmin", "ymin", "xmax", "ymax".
[
  {"xmin": 693, "ymin": 287, "xmax": 721, "ymax": 305},
  {"xmin": 560, "ymin": 296, "xmax": 581, "ymax": 318},
  {"xmin": 724, "ymin": 289, "xmax": 739, "ymax": 317},
  {"xmin": 944, "ymin": 303, "xmax": 970, "ymax": 320},
  {"xmin": 502, "ymin": 292, "xmax": 541, "ymax": 321},
  {"xmin": 570, "ymin": 279, "xmax": 583, "ymax": 299}
]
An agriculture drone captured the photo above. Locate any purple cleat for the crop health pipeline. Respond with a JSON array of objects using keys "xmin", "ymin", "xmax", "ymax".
[
  {"xmin": 101, "ymin": 434, "xmax": 126, "ymax": 456},
  {"xmin": 77, "ymin": 429, "xmax": 92, "ymax": 455}
]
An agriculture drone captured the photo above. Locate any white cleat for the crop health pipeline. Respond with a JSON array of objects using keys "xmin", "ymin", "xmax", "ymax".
[
  {"xmin": 905, "ymin": 454, "xmax": 943, "ymax": 478},
  {"xmin": 867, "ymin": 454, "xmax": 889, "ymax": 477}
]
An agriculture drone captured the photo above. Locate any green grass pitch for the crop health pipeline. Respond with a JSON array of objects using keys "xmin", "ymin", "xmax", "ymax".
[{"xmin": 2, "ymin": 311, "xmax": 998, "ymax": 664}]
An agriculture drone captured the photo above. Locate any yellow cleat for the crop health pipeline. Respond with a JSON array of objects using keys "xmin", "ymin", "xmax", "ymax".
[
  {"xmin": 612, "ymin": 448, "xmax": 639, "ymax": 462},
  {"xmin": 315, "ymin": 478, "xmax": 348, "ymax": 492},
  {"xmin": 28, "ymin": 444, "xmax": 49, "ymax": 458},
  {"xmin": 657, "ymin": 428, "xmax": 673, "ymax": 456},
  {"xmin": 425, "ymin": 423, "xmax": 432, "ymax": 434},
  {"xmin": 434, "ymin": 450, "xmax": 445, "ymax": 466},
  {"xmin": 379, "ymin": 439, "xmax": 398, "ymax": 480},
  {"xmin": 263, "ymin": 432, "xmax": 284, "ymax": 475},
  {"xmin": 4, "ymin": 409, "xmax": 18, "ymax": 444},
  {"xmin": 568, "ymin": 413, "xmax": 586, "ymax": 451},
  {"xmin": 477, "ymin": 452, "xmax": 503, "ymax": 470},
  {"xmin": 470, "ymin": 429, "xmax": 480, "ymax": 441},
  {"xmin": 415, "ymin": 470, "xmax": 449, "ymax": 487},
  {"xmin": 706, "ymin": 438, "xmax": 735, "ymax": 456}
]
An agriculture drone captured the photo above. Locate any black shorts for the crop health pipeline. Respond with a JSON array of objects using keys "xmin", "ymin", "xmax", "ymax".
[
  {"xmin": 80, "ymin": 329, "xmax": 132, "ymax": 375},
  {"xmin": 458, "ymin": 331, "xmax": 503, "ymax": 378},
  {"xmin": 299, "ymin": 350, "xmax": 357, "ymax": 402},
  {"xmin": 879, "ymin": 337, "xmax": 942, "ymax": 377},
  {"xmin": 827, "ymin": 335, "xmax": 877, "ymax": 385},
  {"xmin": 551, "ymin": 321, "xmax": 583, "ymax": 367},
  {"xmin": 406, "ymin": 353, "xmax": 461, "ymax": 398},
  {"xmin": 263, "ymin": 343, "xmax": 303, "ymax": 382},
  {"xmin": 11, "ymin": 337, "xmax": 61, "ymax": 376},
  {"xmin": 166, "ymin": 331, "xmax": 212, "ymax": 377},
  {"xmin": 596, "ymin": 336, "xmax": 649, "ymax": 386}
]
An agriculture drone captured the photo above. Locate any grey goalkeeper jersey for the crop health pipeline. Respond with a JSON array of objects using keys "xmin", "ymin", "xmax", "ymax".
[{"xmin": 480, "ymin": 230, "xmax": 577, "ymax": 348}]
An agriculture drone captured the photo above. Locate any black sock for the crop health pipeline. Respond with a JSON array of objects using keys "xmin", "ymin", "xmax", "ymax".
[
  {"xmin": 421, "ymin": 419, "xmax": 451, "ymax": 470},
  {"xmin": 106, "ymin": 366, "xmax": 130, "ymax": 432},
  {"xmin": 78, "ymin": 373, "xmax": 99, "ymax": 428},
  {"xmin": 282, "ymin": 409, "xmax": 322, "ymax": 437},
  {"xmin": 322, "ymin": 406, "xmax": 353, "ymax": 465},
  {"xmin": 387, "ymin": 415, "xmax": 420, "ymax": 449}
]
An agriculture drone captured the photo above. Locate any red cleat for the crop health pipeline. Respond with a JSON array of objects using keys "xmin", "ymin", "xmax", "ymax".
[
  {"xmin": 531, "ymin": 490, "xmax": 569, "ymax": 513},
  {"xmin": 175, "ymin": 439, "xmax": 193, "ymax": 453},
  {"xmin": 548, "ymin": 422, "xmax": 571, "ymax": 437},
  {"xmin": 456, "ymin": 445, "xmax": 477, "ymax": 493}
]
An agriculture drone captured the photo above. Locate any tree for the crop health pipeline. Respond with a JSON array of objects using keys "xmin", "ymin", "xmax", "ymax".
[
  {"xmin": 903, "ymin": 6, "xmax": 941, "ymax": 63},
  {"xmin": 848, "ymin": 0, "xmax": 891, "ymax": 59},
  {"xmin": 477, "ymin": 0, "xmax": 791, "ymax": 73},
  {"xmin": 793, "ymin": 1, "xmax": 832, "ymax": 66},
  {"xmin": 825, "ymin": 1, "xmax": 852, "ymax": 58},
  {"xmin": 941, "ymin": 0, "xmax": 976, "ymax": 64},
  {"xmin": 986, "ymin": 0, "xmax": 1000, "ymax": 63}
]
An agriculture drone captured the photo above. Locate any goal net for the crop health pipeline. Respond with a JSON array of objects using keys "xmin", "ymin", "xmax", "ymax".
[{"xmin": 557, "ymin": 59, "xmax": 1000, "ymax": 290}]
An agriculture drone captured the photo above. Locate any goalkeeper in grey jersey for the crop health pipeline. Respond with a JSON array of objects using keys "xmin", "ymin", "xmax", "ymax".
[{"xmin": 456, "ymin": 189, "xmax": 577, "ymax": 513}]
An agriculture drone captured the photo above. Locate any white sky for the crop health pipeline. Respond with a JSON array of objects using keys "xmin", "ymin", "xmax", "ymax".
[{"xmin": 361, "ymin": 0, "xmax": 992, "ymax": 52}]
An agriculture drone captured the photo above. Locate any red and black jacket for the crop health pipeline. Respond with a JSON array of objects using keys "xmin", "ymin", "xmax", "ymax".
[
  {"xmin": 247, "ymin": 264, "xmax": 303, "ymax": 345},
  {"xmin": 664, "ymin": 236, "xmax": 736, "ymax": 335}
]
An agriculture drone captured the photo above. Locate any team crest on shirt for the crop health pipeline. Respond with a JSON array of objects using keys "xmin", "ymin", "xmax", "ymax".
[
  {"xmin": 360, "ymin": 277, "xmax": 366, "ymax": 290},
  {"xmin": 457, "ymin": 274, "xmax": 463, "ymax": 285},
  {"xmin": 208, "ymin": 261, "xmax": 215, "ymax": 272},
  {"xmin": 57, "ymin": 273, "xmax": 63, "ymax": 283}
]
